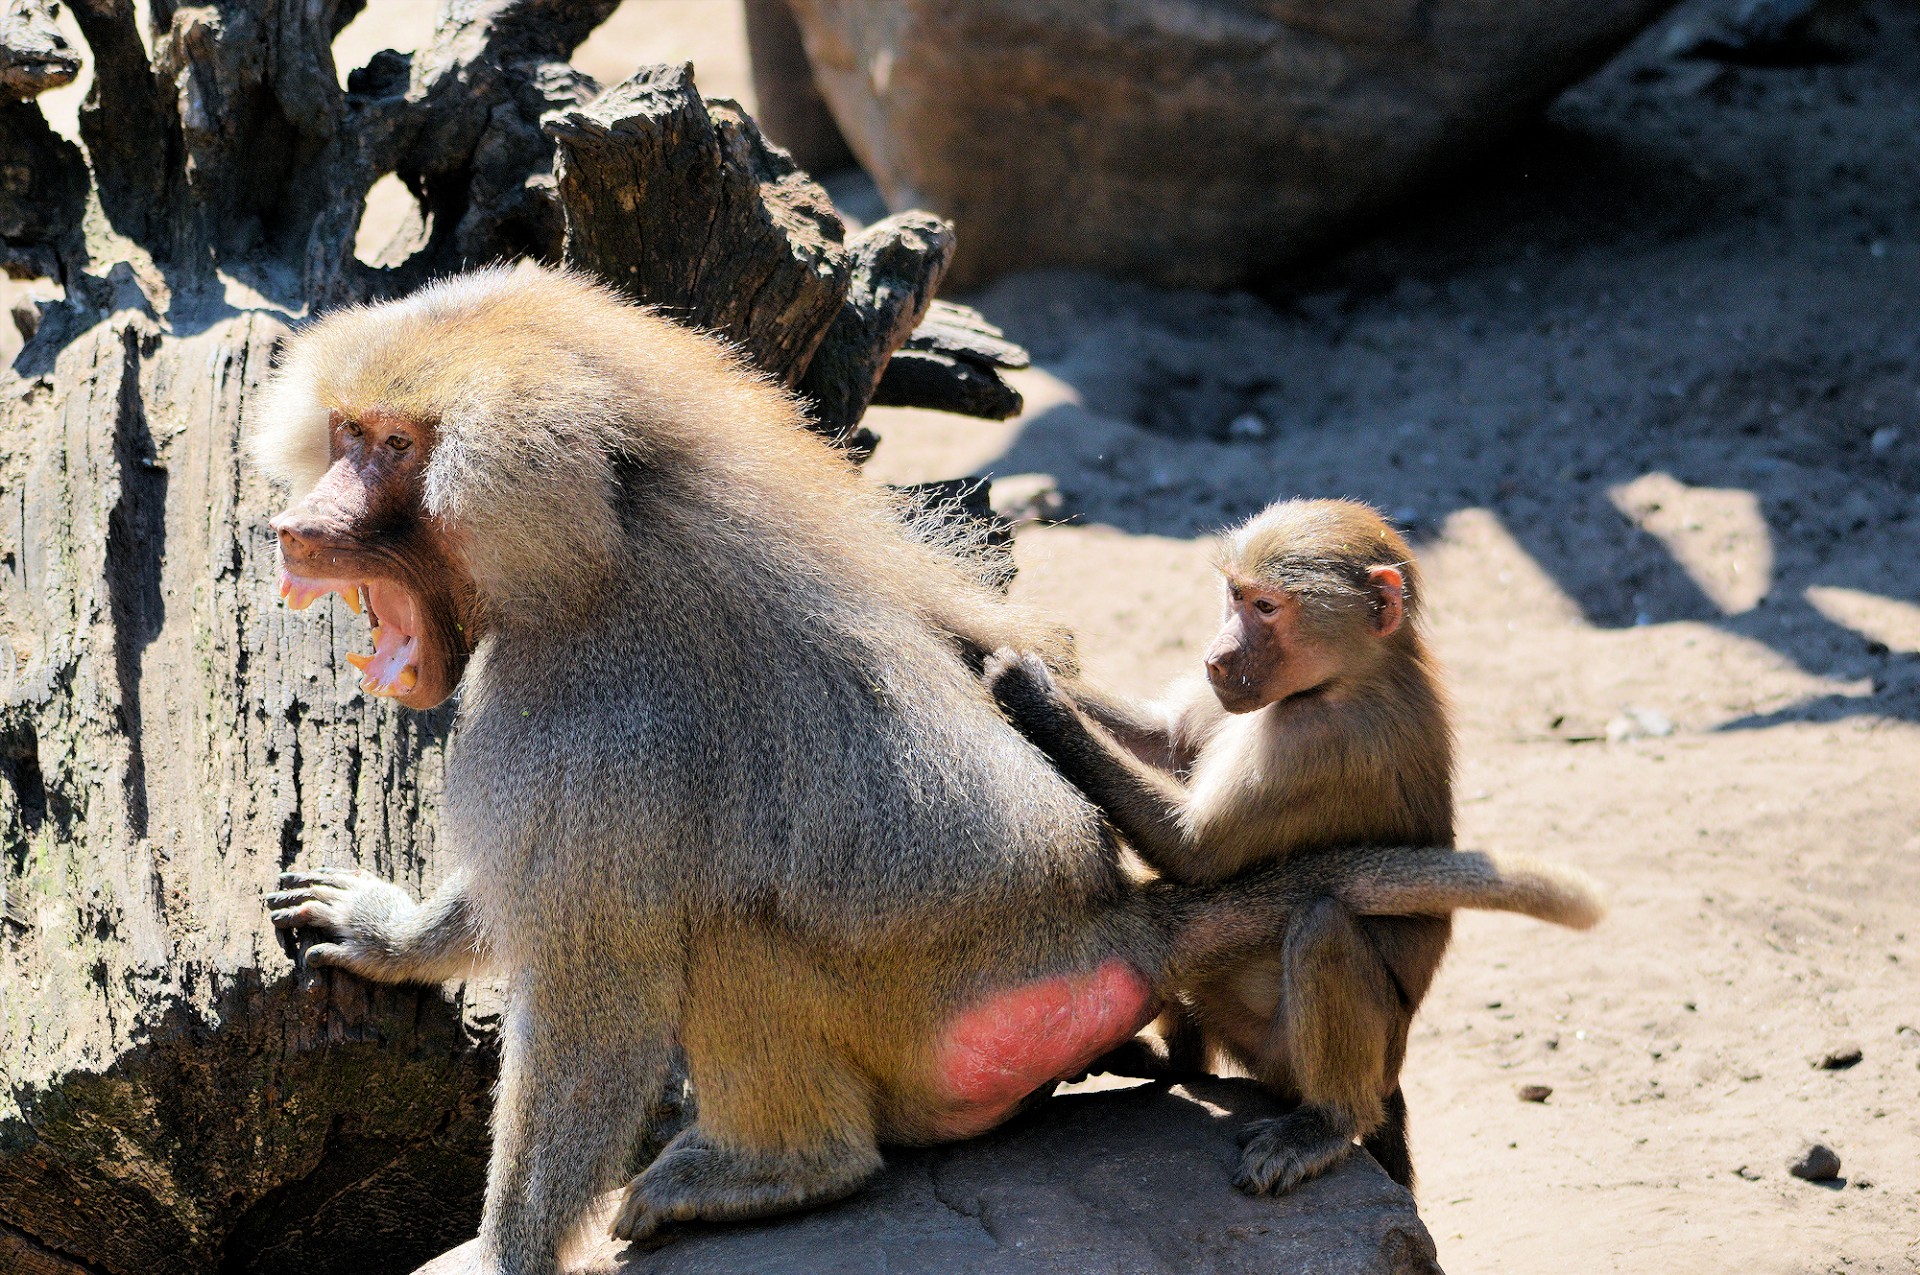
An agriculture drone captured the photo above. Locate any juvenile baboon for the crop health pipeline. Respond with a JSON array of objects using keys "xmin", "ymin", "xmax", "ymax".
[
  {"xmin": 256, "ymin": 270, "xmax": 1598, "ymax": 1271},
  {"xmin": 987, "ymin": 499, "xmax": 1602, "ymax": 1196}
]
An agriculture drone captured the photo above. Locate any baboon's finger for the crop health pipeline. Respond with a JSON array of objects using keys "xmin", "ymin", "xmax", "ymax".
[
  {"xmin": 264, "ymin": 885, "xmax": 345, "ymax": 909},
  {"xmin": 301, "ymin": 943, "xmax": 351, "ymax": 969},
  {"xmin": 269, "ymin": 903, "xmax": 341, "ymax": 930},
  {"xmin": 278, "ymin": 868, "xmax": 355, "ymax": 890}
]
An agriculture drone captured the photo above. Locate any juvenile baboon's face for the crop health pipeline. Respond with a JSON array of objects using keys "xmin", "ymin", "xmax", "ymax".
[
  {"xmin": 1204, "ymin": 578, "xmax": 1340, "ymax": 713},
  {"xmin": 1204, "ymin": 564, "xmax": 1406, "ymax": 714},
  {"xmin": 269, "ymin": 407, "xmax": 477, "ymax": 710},
  {"xmin": 1208, "ymin": 500, "xmax": 1416, "ymax": 713}
]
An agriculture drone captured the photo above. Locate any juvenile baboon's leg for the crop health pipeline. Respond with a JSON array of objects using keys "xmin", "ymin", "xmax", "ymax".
[
  {"xmin": 482, "ymin": 965, "xmax": 680, "ymax": 1275},
  {"xmin": 1362, "ymin": 1087, "xmax": 1415, "ymax": 1191},
  {"xmin": 611, "ymin": 937, "xmax": 884, "ymax": 1245},
  {"xmin": 1088, "ymin": 1007, "xmax": 1211, "ymax": 1082},
  {"xmin": 1234, "ymin": 897, "xmax": 1400, "ymax": 1196},
  {"xmin": 1352, "ymin": 914, "xmax": 1449, "ymax": 1193}
]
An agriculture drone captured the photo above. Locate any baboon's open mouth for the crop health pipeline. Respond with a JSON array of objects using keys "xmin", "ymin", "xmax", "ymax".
[{"xmin": 278, "ymin": 568, "xmax": 424, "ymax": 698}]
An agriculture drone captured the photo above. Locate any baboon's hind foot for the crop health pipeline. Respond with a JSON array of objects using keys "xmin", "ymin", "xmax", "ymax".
[{"xmin": 611, "ymin": 1126, "xmax": 881, "ymax": 1247}]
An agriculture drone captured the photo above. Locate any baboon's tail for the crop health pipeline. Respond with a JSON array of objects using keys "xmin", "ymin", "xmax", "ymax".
[
  {"xmin": 1328, "ymin": 848, "xmax": 1606, "ymax": 930},
  {"xmin": 1154, "ymin": 847, "xmax": 1605, "ymax": 984}
]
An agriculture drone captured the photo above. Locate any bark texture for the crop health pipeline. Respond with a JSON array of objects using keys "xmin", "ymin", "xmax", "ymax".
[{"xmin": 0, "ymin": 4, "xmax": 1024, "ymax": 1270}]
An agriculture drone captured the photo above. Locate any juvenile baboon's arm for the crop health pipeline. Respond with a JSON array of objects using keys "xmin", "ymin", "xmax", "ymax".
[
  {"xmin": 267, "ymin": 867, "xmax": 489, "ymax": 983},
  {"xmin": 1064, "ymin": 684, "xmax": 1196, "ymax": 773},
  {"xmin": 988, "ymin": 651, "xmax": 1216, "ymax": 879}
]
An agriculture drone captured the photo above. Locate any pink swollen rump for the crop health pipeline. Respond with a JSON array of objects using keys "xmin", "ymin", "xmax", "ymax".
[{"xmin": 930, "ymin": 959, "xmax": 1156, "ymax": 1138}]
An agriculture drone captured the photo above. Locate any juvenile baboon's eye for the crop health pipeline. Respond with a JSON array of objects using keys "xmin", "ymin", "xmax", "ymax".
[
  {"xmin": 1254, "ymin": 598, "xmax": 1277, "ymax": 615},
  {"xmin": 343, "ymin": 420, "xmax": 364, "ymax": 438},
  {"xmin": 1230, "ymin": 585, "xmax": 1244, "ymax": 602},
  {"xmin": 387, "ymin": 434, "xmax": 412, "ymax": 453}
]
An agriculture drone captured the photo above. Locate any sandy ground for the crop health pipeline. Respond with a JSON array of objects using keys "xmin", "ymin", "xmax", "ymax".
[
  {"xmin": 857, "ymin": 5, "xmax": 1920, "ymax": 1270},
  {"xmin": 12, "ymin": 1, "xmax": 1918, "ymax": 1271}
]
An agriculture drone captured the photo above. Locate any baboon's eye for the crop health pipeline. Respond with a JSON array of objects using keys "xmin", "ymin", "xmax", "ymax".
[
  {"xmin": 343, "ymin": 420, "xmax": 364, "ymax": 438},
  {"xmin": 387, "ymin": 434, "xmax": 412, "ymax": 454},
  {"xmin": 1253, "ymin": 598, "xmax": 1278, "ymax": 615},
  {"xmin": 1229, "ymin": 584, "xmax": 1244, "ymax": 602}
]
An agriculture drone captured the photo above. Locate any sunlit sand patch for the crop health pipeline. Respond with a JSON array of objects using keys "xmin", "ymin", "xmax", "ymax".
[
  {"xmin": 1608, "ymin": 472, "xmax": 1772, "ymax": 615},
  {"xmin": 1427, "ymin": 507, "xmax": 1587, "ymax": 629},
  {"xmin": 1805, "ymin": 585, "xmax": 1920, "ymax": 654}
]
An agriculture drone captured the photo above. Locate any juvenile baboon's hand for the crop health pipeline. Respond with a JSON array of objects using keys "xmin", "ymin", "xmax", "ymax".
[
  {"xmin": 984, "ymin": 647, "xmax": 1075, "ymax": 741},
  {"xmin": 267, "ymin": 868, "xmax": 414, "ymax": 974}
]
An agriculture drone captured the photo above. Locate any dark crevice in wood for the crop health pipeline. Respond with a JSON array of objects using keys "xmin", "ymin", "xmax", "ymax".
[
  {"xmin": 103, "ymin": 325, "xmax": 165, "ymax": 840},
  {"xmin": 0, "ymin": 1217, "xmax": 110, "ymax": 1275}
]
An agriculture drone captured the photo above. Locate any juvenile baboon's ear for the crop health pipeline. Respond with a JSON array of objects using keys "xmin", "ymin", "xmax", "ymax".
[{"xmin": 1366, "ymin": 565, "xmax": 1405, "ymax": 637}]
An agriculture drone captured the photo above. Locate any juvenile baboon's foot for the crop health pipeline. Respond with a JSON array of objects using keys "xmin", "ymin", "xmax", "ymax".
[
  {"xmin": 1231, "ymin": 1105, "xmax": 1357, "ymax": 1195},
  {"xmin": 610, "ymin": 1127, "xmax": 881, "ymax": 1247}
]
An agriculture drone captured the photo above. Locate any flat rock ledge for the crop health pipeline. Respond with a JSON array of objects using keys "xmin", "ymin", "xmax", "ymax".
[{"xmin": 415, "ymin": 1078, "xmax": 1441, "ymax": 1274}]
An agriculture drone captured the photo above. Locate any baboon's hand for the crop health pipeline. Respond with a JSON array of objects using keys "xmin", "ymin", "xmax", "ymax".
[
  {"xmin": 984, "ymin": 647, "xmax": 1075, "ymax": 742},
  {"xmin": 951, "ymin": 633, "xmax": 994, "ymax": 676},
  {"xmin": 267, "ymin": 868, "xmax": 414, "ymax": 973}
]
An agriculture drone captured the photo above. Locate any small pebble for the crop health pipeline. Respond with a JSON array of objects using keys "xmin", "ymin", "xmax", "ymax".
[
  {"xmin": 1789, "ymin": 1143, "xmax": 1841, "ymax": 1182},
  {"xmin": 1516, "ymin": 1084, "xmax": 1553, "ymax": 1103},
  {"xmin": 1607, "ymin": 707, "xmax": 1674, "ymax": 742},
  {"xmin": 1816, "ymin": 1043, "xmax": 1862, "ymax": 1070}
]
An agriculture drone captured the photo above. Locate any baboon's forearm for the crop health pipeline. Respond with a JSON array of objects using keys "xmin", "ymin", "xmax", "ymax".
[
  {"xmin": 1013, "ymin": 699, "xmax": 1208, "ymax": 878},
  {"xmin": 366, "ymin": 875, "xmax": 489, "ymax": 983},
  {"xmin": 1064, "ymin": 685, "xmax": 1185, "ymax": 772}
]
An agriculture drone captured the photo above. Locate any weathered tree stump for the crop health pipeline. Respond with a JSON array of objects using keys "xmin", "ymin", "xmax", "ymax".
[{"xmin": 0, "ymin": 5, "xmax": 1023, "ymax": 1270}]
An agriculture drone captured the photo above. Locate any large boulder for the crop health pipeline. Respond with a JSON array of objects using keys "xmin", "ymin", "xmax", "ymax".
[
  {"xmin": 415, "ymin": 1078, "xmax": 1442, "ymax": 1274},
  {"xmin": 782, "ymin": 0, "xmax": 1679, "ymax": 288}
]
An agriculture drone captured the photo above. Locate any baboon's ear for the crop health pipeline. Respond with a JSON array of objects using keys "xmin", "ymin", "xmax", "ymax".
[{"xmin": 1366, "ymin": 565, "xmax": 1405, "ymax": 637}]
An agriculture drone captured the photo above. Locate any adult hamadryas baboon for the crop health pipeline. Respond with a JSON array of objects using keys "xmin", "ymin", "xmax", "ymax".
[{"xmin": 258, "ymin": 265, "xmax": 1590, "ymax": 1272}]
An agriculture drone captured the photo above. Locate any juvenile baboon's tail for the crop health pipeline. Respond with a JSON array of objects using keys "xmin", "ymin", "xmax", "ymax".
[
  {"xmin": 1328, "ymin": 848, "xmax": 1606, "ymax": 930},
  {"xmin": 1153, "ymin": 846, "xmax": 1605, "ymax": 985}
]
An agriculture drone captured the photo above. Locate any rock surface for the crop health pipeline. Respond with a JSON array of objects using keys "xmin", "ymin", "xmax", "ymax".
[
  {"xmin": 784, "ymin": 0, "xmax": 1679, "ymax": 288},
  {"xmin": 416, "ymin": 1079, "xmax": 1440, "ymax": 1275}
]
